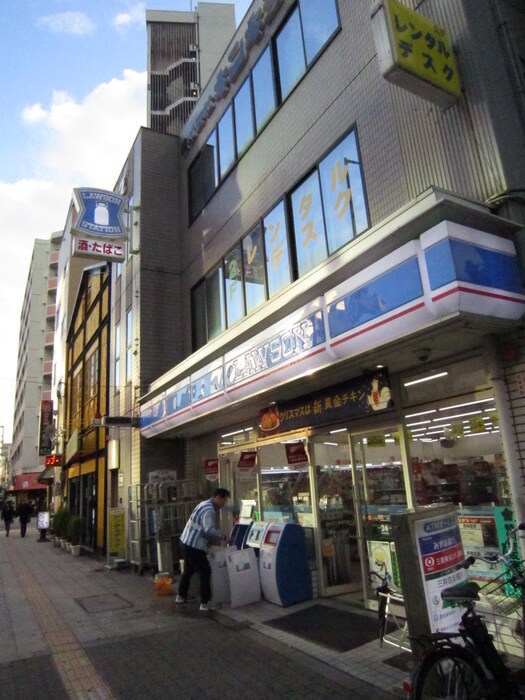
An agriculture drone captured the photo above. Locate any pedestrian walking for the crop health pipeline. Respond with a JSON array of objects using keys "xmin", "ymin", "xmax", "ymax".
[
  {"xmin": 17, "ymin": 501, "xmax": 32, "ymax": 537},
  {"xmin": 1, "ymin": 500, "xmax": 15, "ymax": 537},
  {"xmin": 177, "ymin": 488, "xmax": 233, "ymax": 611}
]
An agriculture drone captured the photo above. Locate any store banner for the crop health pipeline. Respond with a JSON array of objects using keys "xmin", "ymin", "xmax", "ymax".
[
  {"xmin": 258, "ymin": 369, "xmax": 392, "ymax": 437},
  {"xmin": 204, "ymin": 459, "xmax": 219, "ymax": 481}
]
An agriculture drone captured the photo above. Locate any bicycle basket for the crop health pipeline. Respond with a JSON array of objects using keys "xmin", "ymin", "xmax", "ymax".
[{"xmin": 479, "ymin": 564, "xmax": 524, "ymax": 616}]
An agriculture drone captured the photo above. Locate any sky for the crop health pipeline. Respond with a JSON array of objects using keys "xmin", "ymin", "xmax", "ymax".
[{"xmin": 0, "ymin": 0, "xmax": 253, "ymax": 443}]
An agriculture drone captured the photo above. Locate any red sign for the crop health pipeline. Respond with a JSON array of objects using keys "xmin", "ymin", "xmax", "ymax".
[
  {"xmin": 237, "ymin": 452, "xmax": 257, "ymax": 469},
  {"xmin": 45, "ymin": 454, "xmax": 62, "ymax": 467},
  {"xmin": 204, "ymin": 459, "xmax": 219, "ymax": 480},
  {"xmin": 285, "ymin": 442, "xmax": 308, "ymax": 465}
]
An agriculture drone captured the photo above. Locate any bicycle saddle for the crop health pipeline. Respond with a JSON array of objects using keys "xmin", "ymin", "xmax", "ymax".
[{"xmin": 441, "ymin": 581, "xmax": 480, "ymax": 602}]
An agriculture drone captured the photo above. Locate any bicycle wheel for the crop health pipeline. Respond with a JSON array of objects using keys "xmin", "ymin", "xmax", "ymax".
[{"xmin": 412, "ymin": 645, "xmax": 492, "ymax": 699}]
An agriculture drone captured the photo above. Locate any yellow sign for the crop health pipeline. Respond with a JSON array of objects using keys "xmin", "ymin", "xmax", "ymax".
[
  {"xmin": 372, "ymin": 0, "xmax": 461, "ymax": 107},
  {"xmin": 108, "ymin": 507, "xmax": 125, "ymax": 557}
]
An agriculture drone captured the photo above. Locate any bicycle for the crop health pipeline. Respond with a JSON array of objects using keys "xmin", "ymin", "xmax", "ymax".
[
  {"xmin": 370, "ymin": 568, "xmax": 408, "ymax": 650},
  {"xmin": 405, "ymin": 522, "xmax": 525, "ymax": 699}
]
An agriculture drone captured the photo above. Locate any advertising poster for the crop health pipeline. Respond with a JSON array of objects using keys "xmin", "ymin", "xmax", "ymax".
[
  {"xmin": 108, "ymin": 507, "xmax": 126, "ymax": 558},
  {"xmin": 414, "ymin": 510, "xmax": 467, "ymax": 633},
  {"xmin": 458, "ymin": 508, "xmax": 501, "ymax": 582}
]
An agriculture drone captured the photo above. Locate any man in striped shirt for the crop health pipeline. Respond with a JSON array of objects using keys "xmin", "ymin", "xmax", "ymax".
[{"xmin": 176, "ymin": 488, "xmax": 232, "ymax": 611}]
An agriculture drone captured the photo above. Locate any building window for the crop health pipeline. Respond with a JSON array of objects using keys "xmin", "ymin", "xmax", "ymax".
[
  {"xmin": 191, "ymin": 281, "xmax": 207, "ymax": 351},
  {"xmin": 187, "ymin": 0, "xmax": 339, "ymax": 221},
  {"xmin": 290, "ymin": 170, "xmax": 328, "ymax": 277},
  {"xmin": 318, "ymin": 130, "xmax": 369, "ymax": 252},
  {"xmin": 218, "ymin": 105, "xmax": 236, "ymax": 180},
  {"xmin": 299, "ymin": 0, "xmax": 339, "ymax": 65},
  {"xmin": 275, "ymin": 6, "xmax": 305, "ymax": 101},
  {"xmin": 125, "ymin": 309, "xmax": 132, "ymax": 383},
  {"xmin": 234, "ymin": 77, "xmax": 255, "ymax": 156},
  {"xmin": 252, "ymin": 46, "xmax": 276, "ymax": 133},
  {"xmin": 206, "ymin": 267, "xmax": 225, "ymax": 341},
  {"xmin": 189, "ymin": 131, "xmax": 218, "ymax": 222},
  {"xmin": 114, "ymin": 323, "xmax": 120, "ymax": 393},
  {"xmin": 243, "ymin": 224, "xmax": 267, "ymax": 313},
  {"xmin": 263, "ymin": 201, "xmax": 293, "ymax": 298},
  {"xmin": 224, "ymin": 243, "xmax": 245, "ymax": 326}
]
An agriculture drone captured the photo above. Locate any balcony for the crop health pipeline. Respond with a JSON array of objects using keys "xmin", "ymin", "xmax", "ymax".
[{"xmin": 46, "ymin": 304, "xmax": 56, "ymax": 319}]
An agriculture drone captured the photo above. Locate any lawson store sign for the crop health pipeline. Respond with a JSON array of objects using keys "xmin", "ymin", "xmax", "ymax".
[{"xmin": 140, "ymin": 221, "xmax": 525, "ymax": 437}]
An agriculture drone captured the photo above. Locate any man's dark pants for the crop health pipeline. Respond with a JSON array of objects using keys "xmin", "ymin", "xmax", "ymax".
[{"xmin": 178, "ymin": 544, "xmax": 212, "ymax": 604}]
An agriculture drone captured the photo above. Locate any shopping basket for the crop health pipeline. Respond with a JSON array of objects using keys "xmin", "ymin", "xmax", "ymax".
[{"xmin": 479, "ymin": 562, "xmax": 525, "ymax": 616}]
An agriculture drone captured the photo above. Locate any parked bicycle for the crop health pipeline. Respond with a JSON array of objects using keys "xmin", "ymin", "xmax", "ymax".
[
  {"xmin": 405, "ymin": 522, "xmax": 525, "ymax": 699},
  {"xmin": 370, "ymin": 568, "xmax": 407, "ymax": 649}
]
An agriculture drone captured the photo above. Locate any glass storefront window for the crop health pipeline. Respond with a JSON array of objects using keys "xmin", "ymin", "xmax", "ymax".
[{"xmin": 408, "ymin": 396, "xmax": 508, "ymax": 508}]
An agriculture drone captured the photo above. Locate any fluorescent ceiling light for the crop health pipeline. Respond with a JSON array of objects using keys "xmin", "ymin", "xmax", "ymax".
[
  {"xmin": 404, "ymin": 371, "xmax": 448, "ymax": 387},
  {"xmin": 406, "ymin": 420, "xmax": 431, "ymax": 427},
  {"xmin": 220, "ymin": 426, "xmax": 253, "ymax": 438},
  {"xmin": 324, "ymin": 442, "xmax": 338, "ymax": 446},
  {"xmin": 405, "ymin": 409, "xmax": 437, "ymax": 418},
  {"xmin": 433, "ymin": 410, "xmax": 482, "ymax": 421},
  {"xmin": 330, "ymin": 428, "xmax": 348, "ymax": 434},
  {"xmin": 439, "ymin": 398, "xmax": 494, "ymax": 411}
]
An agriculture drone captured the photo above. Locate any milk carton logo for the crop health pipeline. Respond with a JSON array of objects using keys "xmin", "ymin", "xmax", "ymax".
[{"xmin": 73, "ymin": 188, "xmax": 127, "ymax": 239}]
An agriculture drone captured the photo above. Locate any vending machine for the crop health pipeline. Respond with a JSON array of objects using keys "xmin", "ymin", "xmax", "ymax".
[{"xmin": 259, "ymin": 523, "xmax": 313, "ymax": 606}]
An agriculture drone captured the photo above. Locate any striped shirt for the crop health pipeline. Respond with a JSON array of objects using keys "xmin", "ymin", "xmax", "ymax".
[{"xmin": 180, "ymin": 498, "xmax": 227, "ymax": 552}]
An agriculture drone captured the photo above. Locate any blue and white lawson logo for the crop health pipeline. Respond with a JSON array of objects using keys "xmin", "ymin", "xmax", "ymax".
[{"xmin": 73, "ymin": 188, "xmax": 126, "ymax": 239}]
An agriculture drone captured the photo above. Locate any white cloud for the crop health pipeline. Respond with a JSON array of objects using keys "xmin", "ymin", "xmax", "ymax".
[
  {"xmin": 111, "ymin": 3, "xmax": 145, "ymax": 32},
  {"xmin": 37, "ymin": 11, "xmax": 97, "ymax": 36},
  {"xmin": 0, "ymin": 70, "xmax": 147, "ymax": 441}
]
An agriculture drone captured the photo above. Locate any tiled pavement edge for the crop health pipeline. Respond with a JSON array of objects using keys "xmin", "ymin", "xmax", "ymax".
[{"xmin": 0, "ymin": 523, "xmax": 405, "ymax": 699}]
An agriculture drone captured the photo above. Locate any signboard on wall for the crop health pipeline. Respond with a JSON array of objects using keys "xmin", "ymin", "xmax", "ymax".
[
  {"xmin": 204, "ymin": 458, "xmax": 219, "ymax": 481},
  {"xmin": 108, "ymin": 507, "xmax": 125, "ymax": 558},
  {"xmin": 371, "ymin": 0, "xmax": 461, "ymax": 108},
  {"xmin": 39, "ymin": 399, "xmax": 54, "ymax": 456}
]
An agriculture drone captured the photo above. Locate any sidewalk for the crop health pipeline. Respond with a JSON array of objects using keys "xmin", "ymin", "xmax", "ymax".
[{"xmin": 0, "ymin": 522, "xmax": 406, "ymax": 699}]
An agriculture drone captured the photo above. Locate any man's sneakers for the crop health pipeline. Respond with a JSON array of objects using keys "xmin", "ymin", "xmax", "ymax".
[
  {"xmin": 175, "ymin": 595, "xmax": 197, "ymax": 604},
  {"xmin": 199, "ymin": 603, "xmax": 209, "ymax": 612}
]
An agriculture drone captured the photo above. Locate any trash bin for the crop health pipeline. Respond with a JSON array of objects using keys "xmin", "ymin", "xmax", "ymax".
[{"xmin": 154, "ymin": 572, "xmax": 173, "ymax": 596}]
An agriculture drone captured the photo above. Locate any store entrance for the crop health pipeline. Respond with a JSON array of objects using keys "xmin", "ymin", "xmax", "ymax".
[
  {"xmin": 352, "ymin": 427, "xmax": 406, "ymax": 607},
  {"xmin": 309, "ymin": 431, "xmax": 361, "ymax": 596}
]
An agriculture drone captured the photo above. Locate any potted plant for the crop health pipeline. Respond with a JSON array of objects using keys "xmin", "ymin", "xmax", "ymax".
[
  {"xmin": 67, "ymin": 515, "xmax": 85, "ymax": 556},
  {"xmin": 52, "ymin": 506, "xmax": 71, "ymax": 548}
]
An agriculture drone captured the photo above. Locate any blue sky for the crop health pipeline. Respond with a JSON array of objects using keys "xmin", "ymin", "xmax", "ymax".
[{"xmin": 0, "ymin": 0, "xmax": 252, "ymax": 442}]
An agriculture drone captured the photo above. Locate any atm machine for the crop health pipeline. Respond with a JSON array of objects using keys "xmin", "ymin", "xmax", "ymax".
[
  {"xmin": 230, "ymin": 500, "xmax": 256, "ymax": 549},
  {"xmin": 259, "ymin": 522, "xmax": 313, "ymax": 606},
  {"xmin": 245, "ymin": 520, "xmax": 271, "ymax": 554}
]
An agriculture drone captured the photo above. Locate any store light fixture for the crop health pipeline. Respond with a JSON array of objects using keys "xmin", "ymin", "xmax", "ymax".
[
  {"xmin": 404, "ymin": 371, "xmax": 448, "ymax": 387},
  {"xmin": 405, "ymin": 409, "xmax": 437, "ymax": 418},
  {"xmin": 330, "ymin": 428, "xmax": 348, "ymax": 434},
  {"xmin": 324, "ymin": 442, "xmax": 339, "ymax": 446},
  {"xmin": 433, "ymin": 410, "xmax": 482, "ymax": 422},
  {"xmin": 220, "ymin": 426, "xmax": 253, "ymax": 438},
  {"xmin": 438, "ymin": 398, "xmax": 494, "ymax": 411},
  {"xmin": 406, "ymin": 420, "xmax": 432, "ymax": 427}
]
